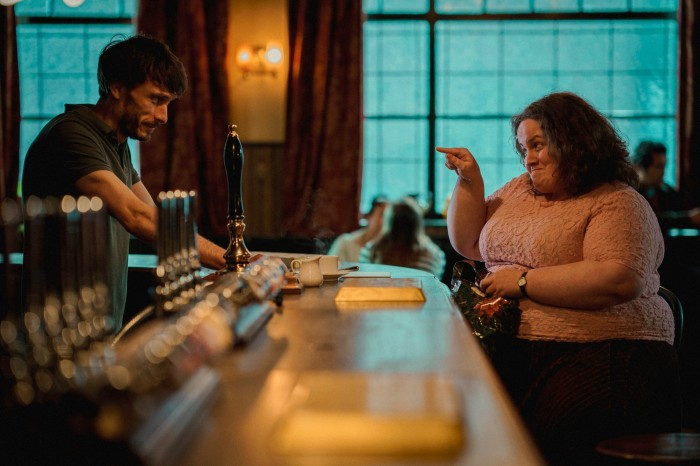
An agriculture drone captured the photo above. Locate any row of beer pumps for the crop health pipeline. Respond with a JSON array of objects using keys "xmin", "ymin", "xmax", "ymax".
[{"xmin": 0, "ymin": 125, "xmax": 284, "ymax": 415}]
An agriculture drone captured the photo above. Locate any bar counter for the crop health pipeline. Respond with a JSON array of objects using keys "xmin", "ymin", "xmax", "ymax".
[{"xmin": 176, "ymin": 263, "xmax": 545, "ymax": 466}]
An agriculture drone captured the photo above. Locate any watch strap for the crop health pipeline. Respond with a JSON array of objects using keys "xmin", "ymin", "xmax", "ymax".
[{"xmin": 518, "ymin": 270, "xmax": 528, "ymax": 297}]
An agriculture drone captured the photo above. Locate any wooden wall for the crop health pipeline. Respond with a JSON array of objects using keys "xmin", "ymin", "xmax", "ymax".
[{"xmin": 240, "ymin": 143, "xmax": 285, "ymax": 238}]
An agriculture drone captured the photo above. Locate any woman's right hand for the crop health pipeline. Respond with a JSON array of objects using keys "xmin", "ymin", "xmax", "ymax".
[{"xmin": 437, "ymin": 146, "xmax": 482, "ymax": 183}]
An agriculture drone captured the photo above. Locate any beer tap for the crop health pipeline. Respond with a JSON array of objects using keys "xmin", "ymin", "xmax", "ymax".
[
  {"xmin": 187, "ymin": 191, "xmax": 203, "ymax": 293},
  {"xmin": 222, "ymin": 125, "xmax": 251, "ymax": 272}
]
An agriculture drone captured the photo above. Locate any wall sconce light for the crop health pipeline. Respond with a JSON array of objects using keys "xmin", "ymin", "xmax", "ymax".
[{"xmin": 235, "ymin": 42, "xmax": 284, "ymax": 78}]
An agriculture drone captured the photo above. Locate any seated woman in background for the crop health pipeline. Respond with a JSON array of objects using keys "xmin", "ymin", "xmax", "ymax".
[
  {"xmin": 438, "ymin": 92, "xmax": 681, "ymax": 465},
  {"xmin": 359, "ymin": 196, "xmax": 445, "ymax": 278},
  {"xmin": 328, "ymin": 196, "xmax": 387, "ymax": 262}
]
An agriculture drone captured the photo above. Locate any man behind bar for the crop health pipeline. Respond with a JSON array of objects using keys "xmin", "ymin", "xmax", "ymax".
[{"xmin": 21, "ymin": 34, "xmax": 226, "ymax": 329}]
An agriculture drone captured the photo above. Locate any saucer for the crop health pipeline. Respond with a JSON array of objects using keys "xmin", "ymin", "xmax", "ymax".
[{"xmin": 323, "ymin": 270, "xmax": 351, "ymax": 281}]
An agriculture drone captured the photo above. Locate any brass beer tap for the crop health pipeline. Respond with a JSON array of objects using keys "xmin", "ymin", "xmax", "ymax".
[{"xmin": 222, "ymin": 125, "xmax": 251, "ymax": 272}]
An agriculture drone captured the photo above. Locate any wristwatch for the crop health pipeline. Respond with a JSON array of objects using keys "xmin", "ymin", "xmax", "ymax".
[{"xmin": 517, "ymin": 271, "xmax": 529, "ymax": 297}]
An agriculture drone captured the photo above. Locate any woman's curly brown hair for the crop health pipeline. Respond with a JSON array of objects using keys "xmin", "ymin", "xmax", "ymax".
[{"xmin": 511, "ymin": 92, "xmax": 639, "ymax": 195}]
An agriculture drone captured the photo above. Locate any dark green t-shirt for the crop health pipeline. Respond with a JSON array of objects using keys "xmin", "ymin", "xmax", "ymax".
[{"xmin": 22, "ymin": 104, "xmax": 141, "ymax": 330}]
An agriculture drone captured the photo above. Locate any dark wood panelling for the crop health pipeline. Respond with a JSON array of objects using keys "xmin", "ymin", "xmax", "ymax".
[{"xmin": 240, "ymin": 143, "xmax": 284, "ymax": 237}]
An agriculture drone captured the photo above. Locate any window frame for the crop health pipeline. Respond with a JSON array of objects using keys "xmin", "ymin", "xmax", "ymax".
[
  {"xmin": 363, "ymin": 3, "xmax": 677, "ymax": 217},
  {"xmin": 14, "ymin": 1, "xmax": 136, "ymax": 196}
]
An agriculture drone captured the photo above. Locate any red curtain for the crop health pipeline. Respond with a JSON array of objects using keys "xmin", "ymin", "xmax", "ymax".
[
  {"xmin": 1, "ymin": 6, "xmax": 20, "ymax": 200},
  {"xmin": 137, "ymin": 1, "xmax": 232, "ymax": 239},
  {"xmin": 678, "ymin": 0, "xmax": 700, "ymax": 204},
  {"xmin": 282, "ymin": 0, "xmax": 363, "ymax": 237}
]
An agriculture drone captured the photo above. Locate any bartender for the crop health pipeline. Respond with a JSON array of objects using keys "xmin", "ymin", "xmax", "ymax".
[{"xmin": 21, "ymin": 34, "xmax": 226, "ymax": 330}]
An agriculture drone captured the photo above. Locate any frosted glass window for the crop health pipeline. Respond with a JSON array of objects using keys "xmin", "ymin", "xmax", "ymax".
[
  {"xmin": 15, "ymin": 0, "xmax": 134, "ymax": 18},
  {"xmin": 363, "ymin": 0, "xmax": 429, "ymax": 14},
  {"xmin": 485, "ymin": 0, "xmax": 531, "ymax": 14},
  {"xmin": 534, "ymin": 0, "xmax": 579, "ymax": 12},
  {"xmin": 364, "ymin": 3, "xmax": 678, "ymax": 214},
  {"xmin": 14, "ymin": 2, "xmax": 137, "ymax": 194},
  {"xmin": 631, "ymin": 0, "xmax": 677, "ymax": 11},
  {"xmin": 363, "ymin": 119, "xmax": 429, "ymax": 211},
  {"xmin": 435, "ymin": 0, "xmax": 484, "ymax": 14},
  {"xmin": 364, "ymin": 22, "xmax": 429, "ymax": 116},
  {"xmin": 582, "ymin": 0, "xmax": 628, "ymax": 12}
]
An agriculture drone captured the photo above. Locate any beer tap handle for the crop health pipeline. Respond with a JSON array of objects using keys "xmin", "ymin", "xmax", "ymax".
[
  {"xmin": 222, "ymin": 125, "xmax": 252, "ymax": 272},
  {"xmin": 224, "ymin": 125, "xmax": 244, "ymax": 220}
]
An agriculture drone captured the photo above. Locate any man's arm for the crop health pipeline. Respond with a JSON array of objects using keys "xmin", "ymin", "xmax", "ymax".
[
  {"xmin": 76, "ymin": 171, "xmax": 226, "ymax": 270},
  {"xmin": 76, "ymin": 170, "xmax": 157, "ymax": 241},
  {"xmin": 129, "ymin": 179, "xmax": 226, "ymax": 270}
]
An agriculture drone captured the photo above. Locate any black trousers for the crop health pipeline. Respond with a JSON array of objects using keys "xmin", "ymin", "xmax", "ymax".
[{"xmin": 490, "ymin": 338, "xmax": 682, "ymax": 465}]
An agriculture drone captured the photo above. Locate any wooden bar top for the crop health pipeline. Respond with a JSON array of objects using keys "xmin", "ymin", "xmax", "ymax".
[{"xmin": 174, "ymin": 263, "xmax": 544, "ymax": 465}]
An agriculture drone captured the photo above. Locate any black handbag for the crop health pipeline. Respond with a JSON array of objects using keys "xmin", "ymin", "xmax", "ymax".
[{"xmin": 450, "ymin": 260, "xmax": 522, "ymax": 355}]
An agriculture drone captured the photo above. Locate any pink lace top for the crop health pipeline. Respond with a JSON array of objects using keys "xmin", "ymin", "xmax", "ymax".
[{"xmin": 480, "ymin": 174, "xmax": 674, "ymax": 344}]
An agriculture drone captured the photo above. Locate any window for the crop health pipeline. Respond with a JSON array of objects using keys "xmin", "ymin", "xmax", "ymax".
[
  {"xmin": 14, "ymin": 0, "xmax": 137, "ymax": 195},
  {"xmin": 362, "ymin": 0, "xmax": 678, "ymax": 215}
]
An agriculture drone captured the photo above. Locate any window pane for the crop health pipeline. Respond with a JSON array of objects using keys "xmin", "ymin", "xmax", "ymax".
[
  {"xmin": 437, "ymin": 22, "xmax": 500, "ymax": 72},
  {"xmin": 364, "ymin": 21, "xmax": 429, "ymax": 116},
  {"xmin": 437, "ymin": 75, "xmax": 501, "ymax": 116},
  {"xmin": 613, "ymin": 20, "xmax": 676, "ymax": 72},
  {"xmin": 14, "ymin": 0, "xmax": 52, "ymax": 16},
  {"xmin": 52, "ymin": 0, "xmax": 132, "ymax": 17},
  {"xmin": 436, "ymin": 22, "xmax": 501, "ymax": 116},
  {"xmin": 534, "ymin": 0, "xmax": 579, "ymax": 12},
  {"xmin": 502, "ymin": 21, "xmax": 556, "ymax": 72},
  {"xmin": 485, "ymin": 0, "xmax": 531, "ymax": 14},
  {"xmin": 15, "ymin": 0, "xmax": 135, "ymax": 17},
  {"xmin": 365, "ymin": 7, "xmax": 679, "ymax": 212},
  {"xmin": 16, "ymin": 21, "xmax": 137, "ymax": 184},
  {"xmin": 631, "ymin": 0, "xmax": 678, "ymax": 12},
  {"xmin": 17, "ymin": 23, "xmax": 134, "ymax": 117},
  {"xmin": 362, "ymin": 119, "xmax": 428, "ymax": 211},
  {"xmin": 365, "ymin": 74, "xmax": 429, "ymax": 115},
  {"xmin": 435, "ymin": 0, "xmax": 484, "ymax": 14},
  {"xmin": 559, "ymin": 21, "xmax": 612, "ymax": 72},
  {"xmin": 363, "ymin": 0, "xmax": 429, "ymax": 14},
  {"xmin": 583, "ymin": 0, "xmax": 628, "ymax": 12}
]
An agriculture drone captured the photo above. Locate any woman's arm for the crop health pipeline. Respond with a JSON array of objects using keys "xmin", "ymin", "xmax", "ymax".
[
  {"xmin": 479, "ymin": 261, "xmax": 644, "ymax": 309},
  {"xmin": 438, "ymin": 147, "xmax": 487, "ymax": 260}
]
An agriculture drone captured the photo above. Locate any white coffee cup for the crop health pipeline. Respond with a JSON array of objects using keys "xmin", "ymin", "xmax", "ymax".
[{"xmin": 319, "ymin": 255, "xmax": 340, "ymax": 275}]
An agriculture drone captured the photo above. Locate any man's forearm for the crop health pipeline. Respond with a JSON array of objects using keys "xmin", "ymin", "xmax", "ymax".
[{"xmin": 197, "ymin": 234, "xmax": 226, "ymax": 270}]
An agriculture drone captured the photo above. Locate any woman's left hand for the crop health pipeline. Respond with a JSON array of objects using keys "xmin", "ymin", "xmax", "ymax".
[
  {"xmin": 478, "ymin": 260, "xmax": 643, "ymax": 308},
  {"xmin": 479, "ymin": 268, "xmax": 525, "ymax": 298}
]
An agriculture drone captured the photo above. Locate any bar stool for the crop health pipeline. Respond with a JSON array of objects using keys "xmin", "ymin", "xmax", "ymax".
[{"xmin": 595, "ymin": 287, "xmax": 695, "ymax": 464}]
